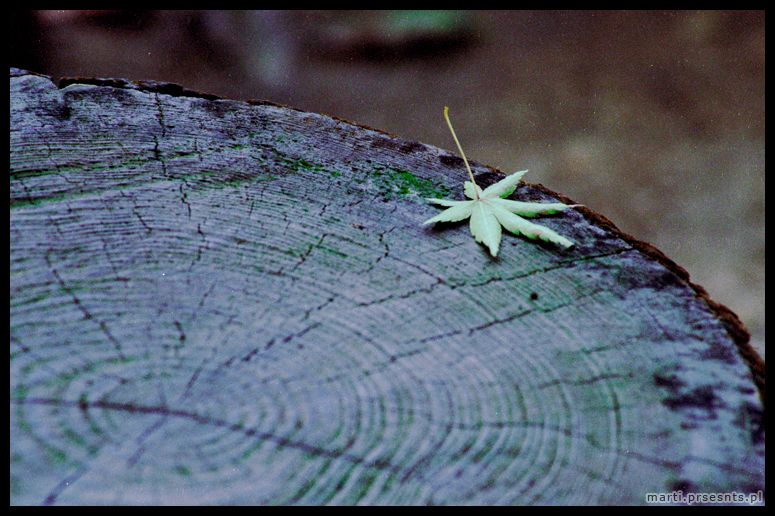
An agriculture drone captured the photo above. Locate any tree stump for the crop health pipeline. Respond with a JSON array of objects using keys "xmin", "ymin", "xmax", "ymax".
[{"xmin": 10, "ymin": 68, "xmax": 764, "ymax": 505}]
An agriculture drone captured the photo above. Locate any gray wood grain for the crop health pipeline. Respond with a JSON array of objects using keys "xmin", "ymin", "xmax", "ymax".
[{"xmin": 10, "ymin": 68, "xmax": 764, "ymax": 505}]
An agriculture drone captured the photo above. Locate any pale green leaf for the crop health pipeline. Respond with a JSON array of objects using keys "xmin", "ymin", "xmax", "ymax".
[
  {"xmin": 422, "ymin": 201, "xmax": 474, "ymax": 225},
  {"xmin": 424, "ymin": 171, "xmax": 576, "ymax": 255},
  {"xmin": 423, "ymin": 107, "xmax": 577, "ymax": 256},
  {"xmin": 426, "ymin": 198, "xmax": 467, "ymax": 207},
  {"xmin": 489, "ymin": 198, "xmax": 571, "ymax": 217},
  {"xmin": 469, "ymin": 202, "xmax": 502, "ymax": 256},
  {"xmin": 464, "ymin": 181, "xmax": 482, "ymax": 200},
  {"xmin": 481, "ymin": 169, "xmax": 528, "ymax": 199},
  {"xmin": 489, "ymin": 202, "xmax": 574, "ymax": 248}
]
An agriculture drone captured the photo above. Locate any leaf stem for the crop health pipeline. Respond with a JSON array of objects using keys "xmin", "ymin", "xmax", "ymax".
[{"xmin": 443, "ymin": 106, "xmax": 479, "ymax": 200}]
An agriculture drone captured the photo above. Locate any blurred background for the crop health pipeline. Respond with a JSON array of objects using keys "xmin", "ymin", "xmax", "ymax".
[{"xmin": 10, "ymin": 10, "xmax": 764, "ymax": 359}]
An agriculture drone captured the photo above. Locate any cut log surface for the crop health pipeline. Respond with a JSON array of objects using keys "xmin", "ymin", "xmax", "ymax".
[{"xmin": 10, "ymin": 68, "xmax": 764, "ymax": 505}]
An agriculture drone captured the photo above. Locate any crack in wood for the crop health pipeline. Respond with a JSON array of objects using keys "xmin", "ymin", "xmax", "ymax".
[
  {"xmin": 43, "ymin": 253, "xmax": 126, "ymax": 361},
  {"xmin": 15, "ymin": 396, "xmax": 411, "ymax": 479}
]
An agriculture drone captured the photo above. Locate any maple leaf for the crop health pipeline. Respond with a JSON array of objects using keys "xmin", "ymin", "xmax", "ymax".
[{"xmin": 423, "ymin": 107, "xmax": 579, "ymax": 257}]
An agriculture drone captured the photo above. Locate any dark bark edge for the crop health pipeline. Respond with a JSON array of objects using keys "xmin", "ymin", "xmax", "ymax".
[{"xmin": 529, "ymin": 183, "xmax": 765, "ymax": 406}]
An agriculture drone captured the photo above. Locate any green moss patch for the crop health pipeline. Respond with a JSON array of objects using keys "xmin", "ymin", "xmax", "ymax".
[{"xmin": 372, "ymin": 167, "xmax": 449, "ymax": 201}]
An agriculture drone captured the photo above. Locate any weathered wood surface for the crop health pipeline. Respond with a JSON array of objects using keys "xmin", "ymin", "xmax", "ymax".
[{"xmin": 10, "ymin": 67, "xmax": 764, "ymax": 505}]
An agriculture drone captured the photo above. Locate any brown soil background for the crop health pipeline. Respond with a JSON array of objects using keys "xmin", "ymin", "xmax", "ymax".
[{"xmin": 11, "ymin": 10, "xmax": 764, "ymax": 359}]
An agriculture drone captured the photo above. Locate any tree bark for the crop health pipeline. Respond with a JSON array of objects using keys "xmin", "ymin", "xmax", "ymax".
[{"xmin": 10, "ymin": 68, "xmax": 764, "ymax": 505}]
